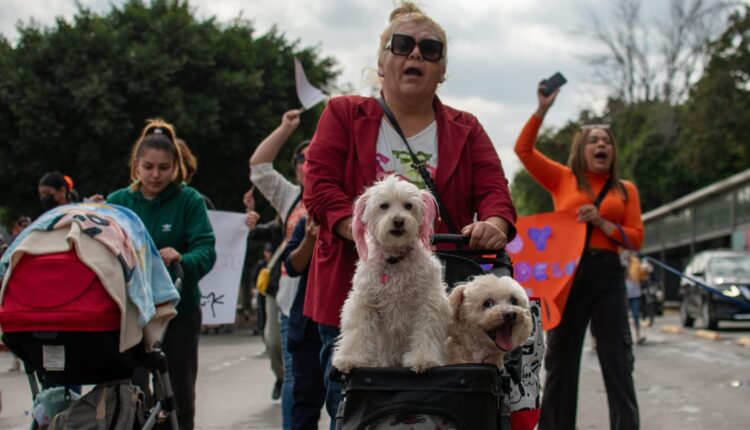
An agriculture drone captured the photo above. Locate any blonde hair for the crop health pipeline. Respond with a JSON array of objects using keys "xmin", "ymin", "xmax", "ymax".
[
  {"xmin": 128, "ymin": 119, "xmax": 187, "ymax": 192},
  {"xmin": 378, "ymin": 2, "xmax": 448, "ymax": 68},
  {"xmin": 567, "ymin": 127, "xmax": 628, "ymax": 201},
  {"xmin": 176, "ymin": 138, "xmax": 198, "ymax": 183}
]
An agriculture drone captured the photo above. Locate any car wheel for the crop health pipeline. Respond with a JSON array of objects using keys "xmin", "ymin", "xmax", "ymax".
[
  {"xmin": 680, "ymin": 298, "xmax": 695, "ymax": 328},
  {"xmin": 701, "ymin": 298, "xmax": 718, "ymax": 330}
]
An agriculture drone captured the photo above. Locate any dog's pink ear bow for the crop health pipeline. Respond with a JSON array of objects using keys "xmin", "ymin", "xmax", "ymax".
[
  {"xmin": 419, "ymin": 191, "xmax": 438, "ymax": 250},
  {"xmin": 352, "ymin": 191, "xmax": 369, "ymax": 262}
]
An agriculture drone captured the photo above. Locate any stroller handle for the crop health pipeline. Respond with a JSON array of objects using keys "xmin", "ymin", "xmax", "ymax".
[
  {"xmin": 170, "ymin": 261, "xmax": 184, "ymax": 292},
  {"xmin": 431, "ymin": 233, "xmax": 514, "ymax": 278},
  {"xmin": 431, "ymin": 233, "xmax": 469, "ymax": 245},
  {"xmin": 431, "ymin": 234, "xmax": 508, "ymax": 253}
]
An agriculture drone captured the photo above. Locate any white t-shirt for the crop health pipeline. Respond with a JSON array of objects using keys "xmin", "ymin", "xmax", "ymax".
[
  {"xmin": 375, "ymin": 119, "xmax": 438, "ymax": 189},
  {"xmin": 249, "ymin": 162, "xmax": 303, "ymax": 316}
]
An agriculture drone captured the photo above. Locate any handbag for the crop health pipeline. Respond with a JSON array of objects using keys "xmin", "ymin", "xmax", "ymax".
[{"xmin": 256, "ymin": 241, "xmax": 285, "ymax": 297}]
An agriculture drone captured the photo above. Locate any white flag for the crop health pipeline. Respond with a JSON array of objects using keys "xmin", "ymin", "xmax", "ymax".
[
  {"xmin": 199, "ymin": 210, "xmax": 248, "ymax": 325},
  {"xmin": 294, "ymin": 58, "xmax": 327, "ymax": 110}
]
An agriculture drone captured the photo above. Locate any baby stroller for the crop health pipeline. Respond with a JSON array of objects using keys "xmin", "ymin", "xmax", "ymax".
[
  {"xmin": 334, "ymin": 234, "xmax": 544, "ymax": 430},
  {"xmin": 0, "ymin": 203, "xmax": 181, "ymax": 430}
]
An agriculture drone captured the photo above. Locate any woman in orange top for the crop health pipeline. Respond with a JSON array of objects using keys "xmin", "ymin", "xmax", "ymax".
[{"xmin": 515, "ymin": 83, "xmax": 644, "ymax": 430}]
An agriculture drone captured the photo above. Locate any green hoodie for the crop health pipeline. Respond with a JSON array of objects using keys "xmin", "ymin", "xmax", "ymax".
[{"xmin": 107, "ymin": 183, "xmax": 216, "ymax": 317}]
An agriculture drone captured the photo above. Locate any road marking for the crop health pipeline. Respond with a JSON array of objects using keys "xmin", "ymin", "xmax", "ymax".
[{"xmin": 207, "ymin": 355, "xmax": 248, "ymax": 372}]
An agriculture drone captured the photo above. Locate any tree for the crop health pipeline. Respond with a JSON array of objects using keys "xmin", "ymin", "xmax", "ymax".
[
  {"xmin": 0, "ymin": 0, "xmax": 338, "ymax": 224},
  {"xmin": 676, "ymin": 5, "xmax": 750, "ymax": 188},
  {"xmin": 583, "ymin": 0, "xmax": 733, "ymax": 104}
]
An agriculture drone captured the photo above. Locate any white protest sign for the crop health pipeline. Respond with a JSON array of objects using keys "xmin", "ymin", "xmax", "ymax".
[
  {"xmin": 199, "ymin": 210, "xmax": 248, "ymax": 325},
  {"xmin": 294, "ymin": 57, "xmax": 327, "ymax": 110}
]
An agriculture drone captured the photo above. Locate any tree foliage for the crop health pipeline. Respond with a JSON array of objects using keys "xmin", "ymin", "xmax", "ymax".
[
  {"xmin": 584, "ymin": 0, "xmax": 733, "ymax": 104},
  {"xmin": 676, "ymin": 5, "xmax": 750, "ymax": 189},
  {"xmin": 0, "ymin": 0, "xmax": 338, "ymax": 223}
]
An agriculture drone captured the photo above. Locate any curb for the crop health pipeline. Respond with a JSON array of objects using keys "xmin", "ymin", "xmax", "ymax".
[
  {"xmin": 661, "ymin": 325, "xmax": 684, "ymax": 334},
  {"xmin": 694, "ymin": 330, "xmax": 721, "ymax": 341}
]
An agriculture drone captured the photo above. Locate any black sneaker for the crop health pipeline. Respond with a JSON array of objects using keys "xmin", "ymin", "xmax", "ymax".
[{"xmin": 271, "ymin": 379, "xmax": 282, "ymax": 400}]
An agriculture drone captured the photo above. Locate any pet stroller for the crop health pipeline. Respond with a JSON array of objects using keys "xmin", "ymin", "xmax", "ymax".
[
  {"xmin": 0, "ymin": 203, "xmax": 181, "ymax": 430},
  {"xmin": 334, "ymin": 234, "xmax": 544, "ymax": 430}
]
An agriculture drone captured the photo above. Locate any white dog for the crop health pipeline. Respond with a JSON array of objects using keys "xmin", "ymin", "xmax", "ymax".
[
  {"xmin": 333, "ymin": 175, "xmax": 451, "ymax": 373},
  {"xmin": 446, "ymin": 274, "xmax": 533, "ymax": 368}
]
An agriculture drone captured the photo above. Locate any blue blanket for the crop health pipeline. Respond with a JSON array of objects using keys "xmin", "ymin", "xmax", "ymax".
[{"xmin": 0, "ymin": 203, "xmax": 179, "ymax": 326}]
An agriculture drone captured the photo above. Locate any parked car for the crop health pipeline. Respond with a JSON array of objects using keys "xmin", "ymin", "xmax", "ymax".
[{"xmin": 679, "ymin": 250, "xmax": 750, "ymax": 329}]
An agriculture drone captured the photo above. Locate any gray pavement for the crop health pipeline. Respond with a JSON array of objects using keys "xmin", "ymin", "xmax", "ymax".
[{"xmin": 1, "ymin": 311, "xmax": 749, "ymax": 429}]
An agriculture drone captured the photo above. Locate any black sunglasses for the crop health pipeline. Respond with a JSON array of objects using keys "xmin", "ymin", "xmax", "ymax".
[
  {"xmin": 386, "ymin": 34, "xmax": 444, "ymax": 62},
  {"xmin": 294, "ymin": 153, "xmax": 306, "ymax": 164}
]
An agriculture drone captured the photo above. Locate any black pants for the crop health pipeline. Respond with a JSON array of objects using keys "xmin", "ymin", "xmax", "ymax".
[
  {"xmin": 162, "ymin": 309, "xmax": 202, "ymax": 430},
  {"xmin": 539, "ymin": 250, "xmax": 639, "ymax": 430},
  {"xmin": 289, "ymin": 319, "xmax": 326, "ymax": 430},
  {"xmin": 257, "ymin": 293, "xmax": 267, "ymax": 340}
]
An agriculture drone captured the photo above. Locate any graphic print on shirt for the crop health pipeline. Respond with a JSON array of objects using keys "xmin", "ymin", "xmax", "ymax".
[{"xmin": 375, "ymin": 150, "xmax": 436, "ymax": 189}]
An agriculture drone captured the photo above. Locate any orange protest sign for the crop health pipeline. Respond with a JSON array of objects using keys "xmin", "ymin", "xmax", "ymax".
[{"xmin": 507, "ymin": 210, "xmax": 586, "ymax": 330}]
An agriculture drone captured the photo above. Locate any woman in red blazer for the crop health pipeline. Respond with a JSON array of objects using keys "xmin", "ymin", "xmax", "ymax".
[{"xmin": 302, "ymin": 2, "xmax": 517, "ymax": 426}]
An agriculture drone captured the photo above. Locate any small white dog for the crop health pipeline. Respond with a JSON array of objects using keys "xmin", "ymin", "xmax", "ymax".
[
  {"xmin": 333, "ymin": 175, "xmax": 451, "ymax": 373},
  {"xmin": 446, "ymin": 274, "xmax": 533, "ymax": 368}
]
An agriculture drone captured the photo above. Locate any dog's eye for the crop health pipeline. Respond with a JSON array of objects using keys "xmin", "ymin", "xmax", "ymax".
[
  {"xmin": 404, "ymin": 202, "xmax": 413, "ymax": 210},
  {"xmin": 510, "ymin": 297, "xmax": 518, "ymax": 306},
  {"xmin": 379, "ymin": 203, "xmax": 389, "ymax": 210},
  {"xmin": 482, "ymin": 299, "xmax": 495, "ymax": 308}
]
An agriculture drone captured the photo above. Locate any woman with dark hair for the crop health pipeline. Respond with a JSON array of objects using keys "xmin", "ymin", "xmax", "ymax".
[
  {"xmin": 515, "ymin": 84, "xmax": 644, "ymax": 430},
  {"xmin": 107, "ymin": 119, "xmax": 216, "ymax": 430},
  {"xmin": 38, "ymin": 171, "xmax": 77, "ymax": 211}
]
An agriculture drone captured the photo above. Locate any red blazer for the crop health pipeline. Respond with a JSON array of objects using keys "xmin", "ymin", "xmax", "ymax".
[{"xmin": 303, "ymin": 95, "xmax": 517, "ymax": 327}]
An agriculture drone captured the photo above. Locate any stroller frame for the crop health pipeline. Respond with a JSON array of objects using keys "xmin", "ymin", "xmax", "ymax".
[
  {"xmin": 2, "ymin": 263, "xmax": 185, "ymax": 430},
  {"xmin": 11, "ymin": 341, "xmax": 179, "ymax": 430}
]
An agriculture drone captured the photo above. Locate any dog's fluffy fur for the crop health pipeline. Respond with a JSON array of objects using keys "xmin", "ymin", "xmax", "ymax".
[
  {"xmin": 446, "ymin": 274, "xmax": 533, "ymax": 367},
  {"xmin": 333, "ymin": 175, "xmax": 451, "ymax": 373}
]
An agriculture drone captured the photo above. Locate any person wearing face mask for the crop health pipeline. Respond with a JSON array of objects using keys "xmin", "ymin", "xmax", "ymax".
[
  {"xmin": 515, "ymin": 84, "xmax": 644, "ymax": 430},
  {"xmin": 38, "ymin": 172, "xmax": 78, "ymax": 212},
  {"xmin": 302, "ymin": 2, "xmax": 517, "ymax": 425},
  {"xmin": 107, "ymin": 119, "xmax": 216, "ymax": 430}
]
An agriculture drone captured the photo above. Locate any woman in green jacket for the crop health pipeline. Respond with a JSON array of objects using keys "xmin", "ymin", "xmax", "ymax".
[{"xmin": 108, "ymin": 119, "xmax": 216, "ymax": 430}]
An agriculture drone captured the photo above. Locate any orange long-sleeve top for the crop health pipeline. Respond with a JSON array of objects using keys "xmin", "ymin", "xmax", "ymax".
[{"xmin": 514, "ymin": 115, "xmax": 644, "ymax": 252}]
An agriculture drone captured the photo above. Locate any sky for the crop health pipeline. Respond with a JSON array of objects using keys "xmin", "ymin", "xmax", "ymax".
[{"xmin": 0, "ymin": 0, "xmax": 727, "ymax": 180}]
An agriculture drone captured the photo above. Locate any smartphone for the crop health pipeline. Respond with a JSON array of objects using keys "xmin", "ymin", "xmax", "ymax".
[{"xmin": 541, "ymin": 72, "xmax": 567, "ymax": 96}]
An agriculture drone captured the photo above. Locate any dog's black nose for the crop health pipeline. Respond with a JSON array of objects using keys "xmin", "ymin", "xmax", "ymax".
[
  {"xmin": 392, "ymin": 217, "xmax": 404, "ymax": 228},
  {"xmin": 503, "ymin": 311, "xmax": 517, "ymax": 322}
]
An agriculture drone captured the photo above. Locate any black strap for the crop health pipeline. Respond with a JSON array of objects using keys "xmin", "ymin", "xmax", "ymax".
[
  {"xmin": 282, "ymin": 189, "xmax": 303, "ymax": 236},
  {"xmin": 376, "ymin": 97, "xmax": 458, "ymax": 233},
  {"xmin": 584, "ymin": 181, "xmax": 613, "ymax": 250}
]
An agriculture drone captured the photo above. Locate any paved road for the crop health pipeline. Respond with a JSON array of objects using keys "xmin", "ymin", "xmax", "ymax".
[{"xmin": 1, "ymin": 311, "xmax": 749, "ymax": 429}]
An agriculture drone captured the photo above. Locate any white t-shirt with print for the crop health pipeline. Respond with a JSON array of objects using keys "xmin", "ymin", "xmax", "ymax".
[{"xmin": 375, "ymin": 119, "xmax": 438, "ymax": 189}]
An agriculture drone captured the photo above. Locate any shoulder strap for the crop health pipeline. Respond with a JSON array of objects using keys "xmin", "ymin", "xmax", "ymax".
[
  {"xmin": 584, "ymin": 181, "xmax": 613, "ymax": 250},
  {"xmin": 376, "ymin": 97, "xmax": 458, "ymax": 234},
  {"xmin": 282, "ymin": 189, "xmax": 303, "ymax": 236},
  {"xmin": 593, "ymin": 181, "xmax": 612, "ymax": 209}
]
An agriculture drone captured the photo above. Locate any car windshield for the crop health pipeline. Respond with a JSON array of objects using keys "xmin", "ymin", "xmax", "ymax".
[{"xmin": 709, "ymin": 255, "xmax": 750, "ymax": 278}]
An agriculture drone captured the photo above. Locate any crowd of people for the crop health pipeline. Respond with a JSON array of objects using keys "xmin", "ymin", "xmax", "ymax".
[{"xmin": 0, "ymin": 2, "xmax": 650, "ymax": 430}]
